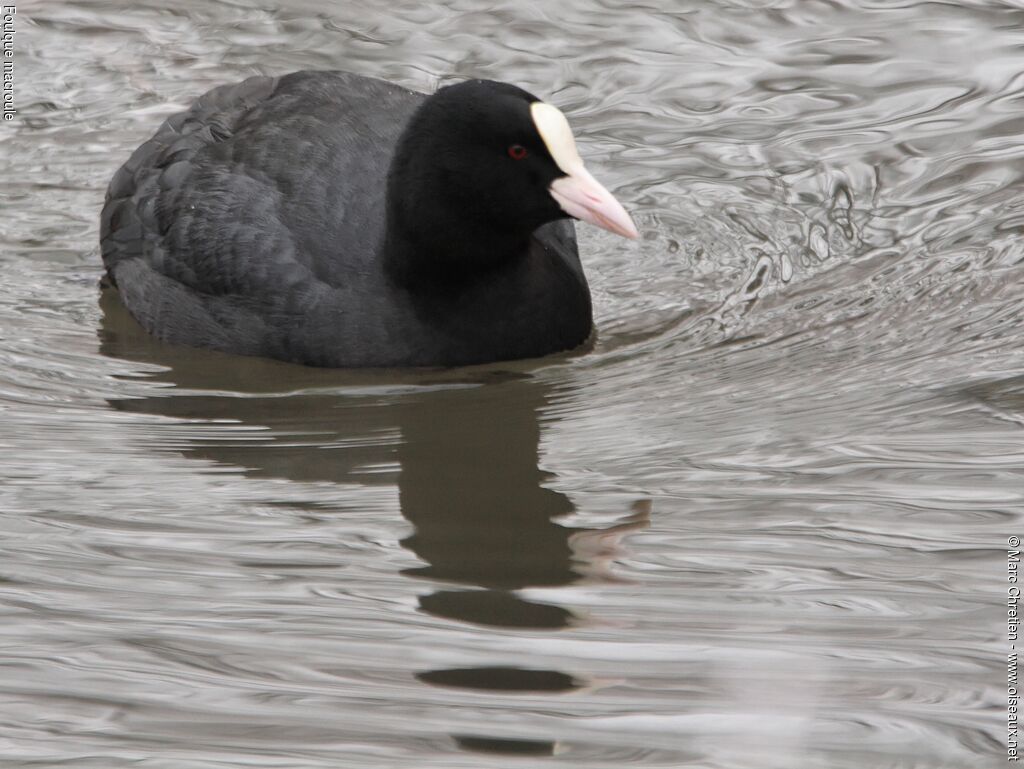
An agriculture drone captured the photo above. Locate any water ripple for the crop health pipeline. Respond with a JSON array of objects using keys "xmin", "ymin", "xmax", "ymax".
[{"xmin": 1, "ymin": 0, "xmax": 1018, "ymax": 766}]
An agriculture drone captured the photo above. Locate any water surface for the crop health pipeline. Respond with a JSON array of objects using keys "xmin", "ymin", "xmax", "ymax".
[{"xmin": 3, "ymin": 0, "xmax": 1022, "ymax": 766}]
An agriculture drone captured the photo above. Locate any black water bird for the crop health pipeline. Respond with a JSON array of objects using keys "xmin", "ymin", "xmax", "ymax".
[{"xmin": 100, "ymin": 71, "xmax": 637, "ymax": 367}]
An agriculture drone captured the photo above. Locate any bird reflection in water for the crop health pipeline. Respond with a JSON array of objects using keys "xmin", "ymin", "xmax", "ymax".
[{"xmin": 99, "ymin": 289, "xmax": 649, "ymax": 757}]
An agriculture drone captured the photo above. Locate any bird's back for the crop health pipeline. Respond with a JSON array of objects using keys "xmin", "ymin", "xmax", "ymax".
[{"xmin": 101, "ymin": 72, "xmax": 423, "ymax": 360}]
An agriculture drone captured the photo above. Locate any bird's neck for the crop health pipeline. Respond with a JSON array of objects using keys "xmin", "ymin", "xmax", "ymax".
[{"xmin": 380, "ymin": 196, "xmax": 530, "ymax": 290}]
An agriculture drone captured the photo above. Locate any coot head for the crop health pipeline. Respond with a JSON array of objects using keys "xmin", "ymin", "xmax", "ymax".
[{"xmin": 385, "ymin": 79, "xmax": 637, "ymax": 274}]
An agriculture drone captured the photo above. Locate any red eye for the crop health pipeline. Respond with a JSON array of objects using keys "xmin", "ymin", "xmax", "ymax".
[{"xmin": 508, "ymin": 144, "xmax": 528, "ymax": 160}]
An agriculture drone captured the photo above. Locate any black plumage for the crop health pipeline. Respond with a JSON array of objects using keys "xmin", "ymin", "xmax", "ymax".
[{"xmin": 101, "ymin": 71, "xmax": 598, "ymax": 368}]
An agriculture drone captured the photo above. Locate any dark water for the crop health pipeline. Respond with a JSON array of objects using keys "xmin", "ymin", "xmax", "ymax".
[{"xmin": 3, "ymin": 1, "xmax": 1022, "ymax": 766}]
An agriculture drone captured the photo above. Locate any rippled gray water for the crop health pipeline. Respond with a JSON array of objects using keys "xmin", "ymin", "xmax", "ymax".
[{"xmin": 3, "ymin": 1, "xmax": 1022, "ymax": 766}]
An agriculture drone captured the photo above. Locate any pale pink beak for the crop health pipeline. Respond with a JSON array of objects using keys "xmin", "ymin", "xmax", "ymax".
[{"xmin": 550, "ymin": 166, "xmax": 639, "ymax": 240}]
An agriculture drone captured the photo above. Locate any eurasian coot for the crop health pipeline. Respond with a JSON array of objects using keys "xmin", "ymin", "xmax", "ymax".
[{"xmin": 100, "ymin": 71, "xmax": 637, "ymax": 367}]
